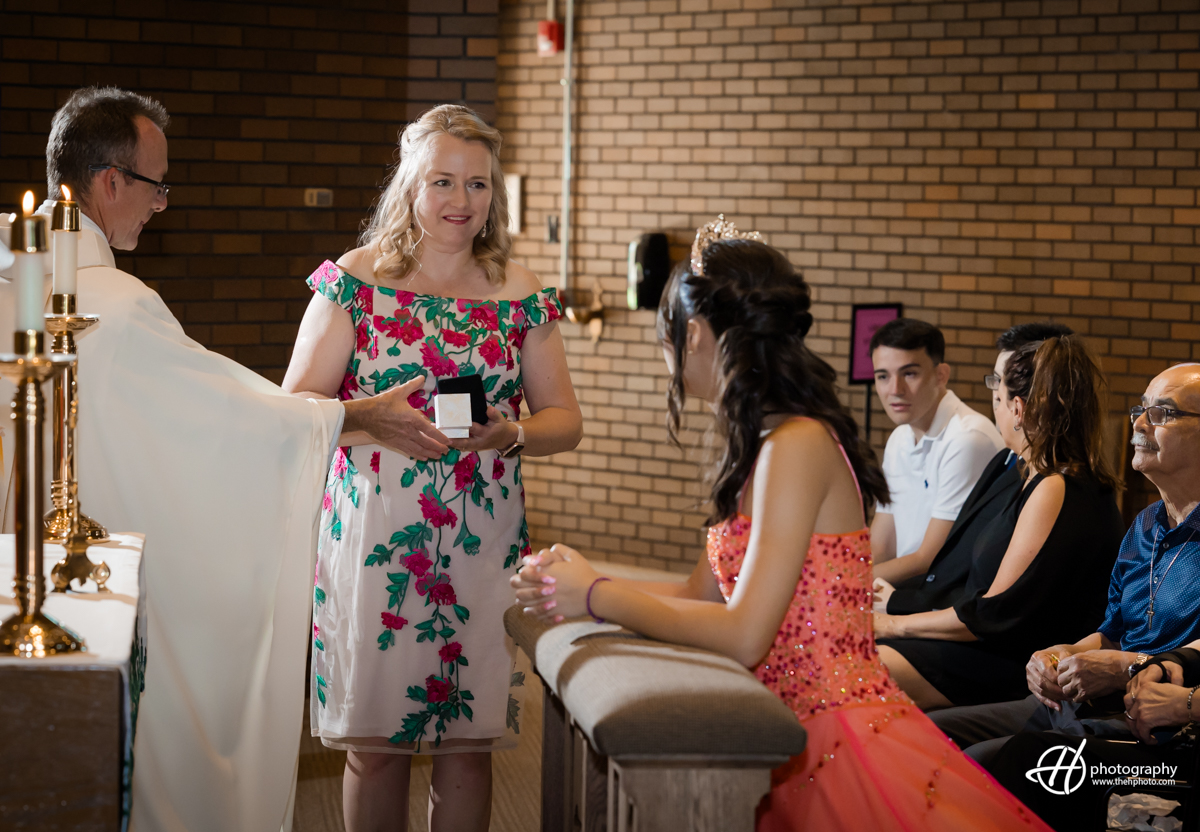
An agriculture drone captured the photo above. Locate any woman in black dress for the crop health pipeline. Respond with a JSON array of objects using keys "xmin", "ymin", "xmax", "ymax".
[{"xmin": 874, "ymin": 335, "xmax": 1125, "ymax": 709}]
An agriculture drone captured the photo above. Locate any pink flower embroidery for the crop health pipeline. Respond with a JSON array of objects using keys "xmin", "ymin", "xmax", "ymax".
[
  {"xmin": 425, "ymin": 674, "xmax": 451, "ymax": 703},
  {"xmin": 511, "ymin": 306, "xmax": 527, "ymax": 329},
  {"xmin": 374, "ymin": 311, "xmax": 424, "ymax": 345},
  {"xmin": 370, "ymin": 451, "xmax": 381, "ymax": 473},
  {"xmin": 397, "ymin": 290, "xmax": 416, "ymax": 307},
  {"xmin": 333, "ymin": 449, "xmax": 348, "ymax": 478},
  {"xmin": 429, "ymin": 581, "xmax": 457, "ymax": 607},
  {"xmin": 511, "ymin": 391, "xmax": 524, "ymax": 411},
  {"xmin": 545, "ymin": 297, "xmax": 562, "ymax": 321},
  {"xmin": 356, "ymin": 321, "xmax": 372, "ymax": 354},
  {"xmin": 322, "ymin": 492, "xmax": 332, "ymax": 511},
  {"xmin": 508, "ymin": 326, "xmax": 526, "ymax": 352},
  {"xmin": 355, "ymin": 283, "xmax": 374, "ymax": 314},
  {"xmin": 479, "ymin": 335, "xmax": 503, "ymax": 368},
  {"xmin": 420, "ymin": 341, "xmax": 458, "ymax": 378},
  {"xmin": 469, "ymin": 305, "xmax": 499, "ymax": 331},
  {"xmin": 419, "ymin": 485, "xmax": 458, "ymax": 528},
  {"xmin": 316, "ymin": 260, "xmax": 339, "ymax": 288},
  {"xmin": 453, "ymin": 452, "xmax": 479, "ymax": 492},
  {"xmin": 442, "ymin": 329, "xmax": 470, "ymax": 348},
  {"xmin": 456, "ymin": 299, "xmax": 471, "ymax": 313},
  {"xmin": 404, "ymin": 550, "xmax": 432, "ymax": 576},
  {"xmin": 381, "ymin": 612, "xmax": 408, "ymax": 630},
  {"xmin": 416, "ymin": 570, "xmax": 448, "ymax": 596},
  {"xmin": 337, "ymin": 371, "xmax": 359, "ymax": 401},
  {"xmin": 492, "ymin": 458, "xmax": 505, "ymax": 480},
  {"xmin": 408, "ymin": 388, "xmax": 427, "ymax": 410},
  {"xmin": 439, "ymin": 642, "xmax": 463, "ymax": 663}
]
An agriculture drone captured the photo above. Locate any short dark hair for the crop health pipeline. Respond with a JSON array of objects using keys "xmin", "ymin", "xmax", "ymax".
[
  {"xmin": 868, "ymin": 318, "xmax": 945, "ymax": 364},
  {"xmin": 995, "ymin": 321, "xmax": 1075, "ymax": 352},
  {"xmin": 46, "ymin": 86, "xmax": 170, "ymax": 202}
]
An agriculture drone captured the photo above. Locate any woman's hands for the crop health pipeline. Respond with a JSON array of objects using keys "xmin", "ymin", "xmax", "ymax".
[
  {"xmin": 449, "ymin": 406, "xmax": 520, "ymax": 453},
  {"xmin": 344, "ymin": 376, "xmax": 451, "ymax": 460},
  {"xmin": 1124, "ymin": 662, "xmax": 1189, "ymax": 744},
  {"xmin": 872, "ymin": 578, "xmax": 895, "ymax": 613},
  {"xmin": 510, "ymin": 544, "xmax": 598, "ymax": 623}
]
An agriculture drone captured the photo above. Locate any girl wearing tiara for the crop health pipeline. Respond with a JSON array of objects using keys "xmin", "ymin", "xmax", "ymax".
[{"xmin": 512, "ymin": 219, "xmax": 1051, "ymax": 831}]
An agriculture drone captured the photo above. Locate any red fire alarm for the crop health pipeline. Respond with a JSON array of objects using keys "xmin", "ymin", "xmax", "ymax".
[{"xmin": 538, "ymin": 20, "xmax": 563, "ymax": 57}]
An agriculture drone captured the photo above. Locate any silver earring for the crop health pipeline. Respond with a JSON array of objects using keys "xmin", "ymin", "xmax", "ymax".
[{"xmin": 480, "ymin": 220, "xmax": 488, "ymax": 238}]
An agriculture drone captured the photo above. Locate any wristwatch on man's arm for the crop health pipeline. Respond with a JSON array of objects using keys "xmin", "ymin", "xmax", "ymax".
[
  {"xmin": 1128, "ymin": 652, "xmax": 1151, "ymax": 678},
  {"xmin": 500, "ymin": 423, "xmax": 525, "ymax": 458}
]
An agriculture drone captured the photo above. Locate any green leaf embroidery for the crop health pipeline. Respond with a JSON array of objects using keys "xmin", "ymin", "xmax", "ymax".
[
  {"xmin": 506, "ymin": 694, "xmax": 520, "ymax": 733},
  {"xmin": 314, "ymin": 586, "xmax": 327, "ymax": 605},
  {"xmin": 452, "ymin": 604, "xmax": 470, "ymax": 624},
  {"xmin": 377, "ymin": 629, "xmax": 395, "ymax": 650},
  {"xmin": 400, "ymin": 468, "xmax": 416, "ymax": 488}
]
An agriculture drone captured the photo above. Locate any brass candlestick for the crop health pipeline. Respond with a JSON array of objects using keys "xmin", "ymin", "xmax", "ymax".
[
  {"xmin": 0, "ymin": 331, "xmax": 84, "ymax": 657},
  {"xmin": 44, "ymin": 196, "xmax": 109, "ymax": 556},
  {"xmin": 43, "ymin": 295, "xmax": 110, "ymax": 562}
]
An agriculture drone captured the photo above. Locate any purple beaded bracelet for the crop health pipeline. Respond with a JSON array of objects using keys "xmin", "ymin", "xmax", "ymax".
[{"xmin": 586, "ymin": 577, "xmax": 612, "ymax": 623}]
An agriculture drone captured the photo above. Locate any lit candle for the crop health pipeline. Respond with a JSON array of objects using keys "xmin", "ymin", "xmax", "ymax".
[
  {"xmin": 11, "ymin": 191, "xmax": 47, "ymax": 342},
  {"xmin": 51, "ymin": 184, "xmax": 80, "ymax": 296}
]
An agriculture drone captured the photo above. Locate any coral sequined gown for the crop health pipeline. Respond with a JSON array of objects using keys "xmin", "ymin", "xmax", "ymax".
[{"xmin": 706, "ymin": 426, "xmax": 1052, "ymax": 832}]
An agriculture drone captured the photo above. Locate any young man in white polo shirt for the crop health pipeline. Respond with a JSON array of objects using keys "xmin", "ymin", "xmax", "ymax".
[{"xmin": 869, "ymin": 319, "xmax": 1005, "ymax": 584}]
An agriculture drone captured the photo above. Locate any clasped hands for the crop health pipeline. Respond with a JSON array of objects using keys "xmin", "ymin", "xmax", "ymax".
[
  {"xmin": 1027, "ymin": 647, "xmax": 1189, "ymax": 744},
  {"xmin": 357, "ymin": 375, "xmax": 518, "ymax": 460},
  {"xmin": 509, "ymin": 543, "xmax": 599, "ymax": 623}
]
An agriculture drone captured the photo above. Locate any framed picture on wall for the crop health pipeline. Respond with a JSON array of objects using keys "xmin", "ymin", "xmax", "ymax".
[{"xmin": 848, "ymin": 303, "xmax": 903, "ymax": 385}]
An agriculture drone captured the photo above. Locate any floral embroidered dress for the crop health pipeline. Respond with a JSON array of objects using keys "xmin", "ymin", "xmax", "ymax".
[
  {"xmin": 306, "ymin": 260, "xmax": 562, "ymax": 754},
  {"xmin": 707, "ymin": 418, "xmax": 1052, "ymax": 832}
]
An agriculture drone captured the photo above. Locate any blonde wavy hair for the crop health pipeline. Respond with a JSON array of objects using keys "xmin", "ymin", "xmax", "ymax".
[{"xmin": 361, "ymin": 105, "xmax": 512, "ymax": 285}]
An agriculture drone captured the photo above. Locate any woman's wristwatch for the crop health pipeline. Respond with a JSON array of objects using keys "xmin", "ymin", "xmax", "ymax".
[{"xmin": 500, "ymin": 423, "xmax": 525, "ymax": 458}]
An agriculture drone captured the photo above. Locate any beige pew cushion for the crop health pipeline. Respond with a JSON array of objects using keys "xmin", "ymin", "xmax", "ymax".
[{"xmin": 504, "ymin": 606, "xmax": 807, "ymax": 761}]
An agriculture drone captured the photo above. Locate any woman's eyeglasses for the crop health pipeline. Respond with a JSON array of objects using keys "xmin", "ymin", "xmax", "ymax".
[
  {"xmin": 89, "ymin": 164, "xmax": 170, "ymax": 198},
  {"xmin": 984, "ymin": 373, "xmax": 1001, "ymax": 391}
]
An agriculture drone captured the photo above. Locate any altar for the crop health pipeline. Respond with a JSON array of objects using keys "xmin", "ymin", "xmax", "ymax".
[{"xmin": 0, "ymin": 533, "xmax": 146, "ymax": 831}]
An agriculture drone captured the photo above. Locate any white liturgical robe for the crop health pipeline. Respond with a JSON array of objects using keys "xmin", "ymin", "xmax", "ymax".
[{"xmin": 1, "ymin": 216, "xmax": 343, "ymax": 832}]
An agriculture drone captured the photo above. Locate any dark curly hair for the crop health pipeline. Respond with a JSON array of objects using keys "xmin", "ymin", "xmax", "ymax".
[
  {"xmin": 658, "ymin": 238, "xmax": 889, "ymax": 526},
  {"xmin": 1002, "ymin": 335, "xmax": 1119, "ymax": 490}
]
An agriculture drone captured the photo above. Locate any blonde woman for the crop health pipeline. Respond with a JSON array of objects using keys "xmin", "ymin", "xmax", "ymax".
[{"xmin": 284, "ymin": 105, "xmax": 582, "ymax": 832}]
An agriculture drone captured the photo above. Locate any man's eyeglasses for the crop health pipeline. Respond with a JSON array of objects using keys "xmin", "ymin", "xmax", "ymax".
[
  {"xmin": 984, "ymin": 373, "xmax": 1001, "ymax": 391},
  {"xmin": 1130, "ymin": 405, "xmax": 1200, "ymax": 426},
  {"xmin": 88, "ymin": 164, "xmax": 170, "ymax": 198}
]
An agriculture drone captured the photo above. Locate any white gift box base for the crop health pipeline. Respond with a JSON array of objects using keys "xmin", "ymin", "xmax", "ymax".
[{"xmin": 435, "ymin": 393, "xmax": 473, "ymax": 439}]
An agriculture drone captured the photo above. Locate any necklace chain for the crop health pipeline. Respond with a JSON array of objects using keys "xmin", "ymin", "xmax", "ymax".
[{"xmin": 1147, "ymin": 524, "xmax": 1197, "ymax": 626}]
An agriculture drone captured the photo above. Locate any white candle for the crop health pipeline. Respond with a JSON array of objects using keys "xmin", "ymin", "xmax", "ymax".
[
  {"xmin": 13, "ymin": 248, "xmax": 45, "ymax": 333},
  {"xmin": 52, "ymin": 184, "xmax": 79, "ymax": 295},
  {"xmin": 12, "ymin": 192, "xmax": 46, "ymax": 334}
]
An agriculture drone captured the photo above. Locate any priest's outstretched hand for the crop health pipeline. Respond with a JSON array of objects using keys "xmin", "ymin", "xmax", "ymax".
[{"xmin": 341, "ymin": 375, "xmax": 451, "ymax": 460}]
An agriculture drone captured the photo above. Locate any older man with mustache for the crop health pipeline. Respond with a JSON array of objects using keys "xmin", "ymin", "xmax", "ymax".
[{"xmin": 928, "ymin": 363, "xmax": 1200, "ymax": 765}]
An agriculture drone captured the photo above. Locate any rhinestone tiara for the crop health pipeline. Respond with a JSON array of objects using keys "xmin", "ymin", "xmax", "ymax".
[{"xmin": 690, "ymin": 214, "xmax": 765, "ymax": 275}]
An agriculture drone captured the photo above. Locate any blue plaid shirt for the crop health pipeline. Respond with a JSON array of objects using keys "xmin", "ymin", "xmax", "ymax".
[{"xmin": 1098, "ymin": 500, "xmax": 1200, "ymax": 652}]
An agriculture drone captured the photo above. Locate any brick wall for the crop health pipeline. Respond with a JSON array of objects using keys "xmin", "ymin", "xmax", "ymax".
[
  {"xmin": 499, "ymin": 0, "xmax": 1200, "ymax": 571},
  {"xmin": 0, "ymin": 0, "xmax": 498, "ymax": 381}
]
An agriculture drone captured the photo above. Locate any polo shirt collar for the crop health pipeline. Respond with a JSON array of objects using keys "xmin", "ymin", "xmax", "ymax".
[{"xmin": 1151, "ymin": 500, "xmax": 1200, "ymax": 541}]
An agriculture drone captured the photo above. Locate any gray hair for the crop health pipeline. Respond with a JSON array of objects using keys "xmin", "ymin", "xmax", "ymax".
[{"xmin": 46, "ymin": 86, "xmax": 170, "ymax": 201}]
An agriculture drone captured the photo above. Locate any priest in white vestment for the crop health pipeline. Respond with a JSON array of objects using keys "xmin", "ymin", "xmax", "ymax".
[{"xmin": 1, "ymin": 86, "xmax": 435, "ymax": 831}]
